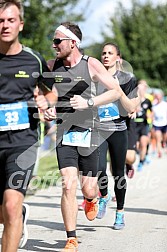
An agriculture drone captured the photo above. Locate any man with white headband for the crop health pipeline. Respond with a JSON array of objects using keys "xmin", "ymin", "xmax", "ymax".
[
  {"xmin": 46, "ymin": 21, "xmax": 138, "ymax": 251},
  {"xmin": 56, "ymin": 24, "xmax": 81, "ymax": 48}
]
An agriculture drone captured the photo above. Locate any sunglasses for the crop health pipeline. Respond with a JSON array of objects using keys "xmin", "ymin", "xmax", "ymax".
[{"xmin": 52, "ymin": 38, "xmax": 71, "ymax": 45}]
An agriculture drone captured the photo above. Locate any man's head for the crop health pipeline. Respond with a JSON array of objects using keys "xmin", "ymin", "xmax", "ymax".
[
  {"xmin": 54, "ymin": 22, "xmax": 82, "ymax": 47},
  {"xmin": 52, "ymin": 22, "xmax": 82, "ymax": 59},
  {"xmin": 0, "ymin": 0, "xmax": 24, "ymax": 21},
  {"xmin": 61, "ymin": 22, "xmax": 82, "ymax": 41},
  {"xmin": 0, "ymin": 0, "xmax": 24, "ymax": 45}
]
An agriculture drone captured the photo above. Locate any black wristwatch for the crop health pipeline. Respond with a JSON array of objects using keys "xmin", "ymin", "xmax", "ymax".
[{"xmin": 87, "ymin": 98, "xmax": 94, "ymax": 108}]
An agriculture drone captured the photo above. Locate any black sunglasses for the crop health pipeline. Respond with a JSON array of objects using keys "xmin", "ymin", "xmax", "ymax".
[{"xmin": 53, "ymin": 38, "xmax": 71, "ymax": 45}]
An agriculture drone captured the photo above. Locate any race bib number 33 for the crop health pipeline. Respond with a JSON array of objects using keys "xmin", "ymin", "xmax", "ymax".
[{"xmin": 0, "ymin": 102, "xmax": 30, "ymax": 131}]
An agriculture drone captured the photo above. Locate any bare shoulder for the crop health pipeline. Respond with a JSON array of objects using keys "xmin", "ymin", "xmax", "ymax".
[
  {"xmin": 47, "ymin": 59, "xmax": 55, "ymax": 71},
  {"xmin": 88, "ymin": 56, "xmax": 107, "ymax": 81},
  {"xmin": 88, "ymin": 56, "xmax": 101, "ymax": 67}
]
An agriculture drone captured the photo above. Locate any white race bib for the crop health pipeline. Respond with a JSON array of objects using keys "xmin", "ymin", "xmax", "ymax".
[{"xmin": 62, "ymin": 129, "xmax": 91, "ymax": 147}]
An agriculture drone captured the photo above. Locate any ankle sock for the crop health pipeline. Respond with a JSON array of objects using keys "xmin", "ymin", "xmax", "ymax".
[
  {"xmin": 66, "ymin": 230, "xmax": 76, "ymax": 238},
  {"xmin": 86, "ymin": 198, "xmax": 93, "ymax": 202}
]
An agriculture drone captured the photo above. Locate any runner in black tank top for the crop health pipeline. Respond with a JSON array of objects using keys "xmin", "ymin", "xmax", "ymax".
[{"xmin": 45, "ymin": 21, "xmax": 127, "ymax": 251}]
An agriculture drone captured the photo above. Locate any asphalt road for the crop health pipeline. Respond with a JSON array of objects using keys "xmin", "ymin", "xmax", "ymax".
[{"xmin": 0, "ymin": 149, "xmax": 167, "ymax": 252}]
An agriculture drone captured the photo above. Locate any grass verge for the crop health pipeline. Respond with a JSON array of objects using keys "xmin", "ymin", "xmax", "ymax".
[{"xmin": 28, "ymin": 151, "xmax": 60, "ymax": 191}]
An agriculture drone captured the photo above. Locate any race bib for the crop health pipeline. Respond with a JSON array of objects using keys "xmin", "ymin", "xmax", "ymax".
[
  {"xmin": 0, "ymin": 102, "xmax": 30, "ymax": 131},
  {"xmin": 62, "ymin": 129, "xmax": 91, "ymax": 147},
  {"xmin": 98, "ymin": 102, "xmax": 120, "ymax": 122}
]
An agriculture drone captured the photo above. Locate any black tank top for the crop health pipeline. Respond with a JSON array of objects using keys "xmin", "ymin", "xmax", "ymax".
[{"xmin": 52, "ymin": 55, "xmax": 97, "ymax": 130}]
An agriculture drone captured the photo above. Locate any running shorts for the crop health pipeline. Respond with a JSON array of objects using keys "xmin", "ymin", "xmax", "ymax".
[
  {"xmin": 56, "ymin": 128, "xmax": 99, "ymax": 177},
  {"xmin": 135, "ymin": 123, "xmax": 150, "ymax": 141},
  {"xmin": 153, "ymin": 125, "xmax": 167, "ymax": 133},
  {"xmin": 0, "ymin": 145, "xmax": 37, "ymax": 204}
]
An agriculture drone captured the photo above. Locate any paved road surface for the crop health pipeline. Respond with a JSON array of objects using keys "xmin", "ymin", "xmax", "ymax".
[{"xmin": 0, "ymin": 150, "xmax": 167, "ymax": 252}]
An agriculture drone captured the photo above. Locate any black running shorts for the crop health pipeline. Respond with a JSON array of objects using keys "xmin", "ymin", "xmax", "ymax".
[
  {"xmin": 56, "ymin": 142, "xmax": 99, "ymax": 177},
  {"xmin": 0, "ymin": 146, "xmax": 37, "ymax": 204},
  {"xmin": 56, "ymin": 128, "xmax": 100, "ymax": 177}
]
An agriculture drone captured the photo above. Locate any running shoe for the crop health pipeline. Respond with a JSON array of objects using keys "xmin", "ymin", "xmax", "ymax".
[
  {"xmin": 19, "ymin": 203, "xmax": 30, "ymax": 248},
  {"xmin": 113, "ymin": 211, "xmax": 125, "ymax": 230},
  {"xmin": 84, "ymin": 198, "xmax": 98, "ymax": 221},
  {"xmin": 96, "ymin": 192, "xmax": 111, "ymax": 219},
  {"xmin": 137, "ymin": 162, "xmax": 143, "ymax": 172},
  {"xmin": 126, "ymin": 165, "xmax": 135, "ymax": 179},
  {"xmin": 61, "ymin": 238, "xmax": 78, "ymax": 252},
  {"xmin": 158, "ymin": 152, "xmax": 162, "ymax": 158},
  {"xmin": 161, "ymin": 141, "xmax": 166, "ymax": 148},
  {"xmin": 144, "ymin": 155, "xmax": 151, "ymax": 164}
]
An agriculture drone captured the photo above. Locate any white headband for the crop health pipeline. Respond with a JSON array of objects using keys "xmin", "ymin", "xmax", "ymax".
[{"xmin": 56, "ymin": 25, "xmax": 81, "ymax": 48}]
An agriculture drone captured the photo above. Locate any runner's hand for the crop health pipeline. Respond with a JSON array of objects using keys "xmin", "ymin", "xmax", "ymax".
[
  {"xmin": 70, "ymin": 95, "xmax": 87, "ymax": 110},
  {"xmin": 44, "ymin": 107, "xmax": 56, "ymax": 121},
  {"xmin": 34, "ymin": 86, "xmax": 49, "ymax": 110},
  {"xmin": 128, "ymin": 111, "xmax": 136, "ymax": 119}
]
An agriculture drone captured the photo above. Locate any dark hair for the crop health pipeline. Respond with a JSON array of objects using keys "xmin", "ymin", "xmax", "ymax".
[
  {"xmin": 102, "ymin": 42, "xmax": 126, "ymax": 71},
  {"xmin": 103, "ymin": 42, "xmax": 121, "ymax": 57},
  {"xmin": 0, "ymin": 0, "xmax": 24, "ymax": 20},
  {"xmin": 61, "ymin": 21, "xmax": 82, "ymax": 41}
]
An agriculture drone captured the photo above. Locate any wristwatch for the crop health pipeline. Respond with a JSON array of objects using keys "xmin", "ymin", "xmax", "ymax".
[{"xmin": 87, "ymin": 98, "xmax": 94, "ymax": 108}]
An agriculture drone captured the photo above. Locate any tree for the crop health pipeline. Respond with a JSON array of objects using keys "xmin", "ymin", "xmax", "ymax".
[
  {"xmin": 21, "ymin": 0, "xmax": 85, "ymax": 59},
  {"xmin": 85, "ymin": 1, "xmax": 167, "ymax": 94}
]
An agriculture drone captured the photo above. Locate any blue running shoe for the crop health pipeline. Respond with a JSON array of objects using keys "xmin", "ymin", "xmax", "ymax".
[
  {"xmin": 144, "ymin": 155, "xmax": 151, "ymax": 164},
  {"xmin": 113, "ymin": 211, "xmax": 125, "ymax": 230},
  {"xmin": 137, "ymin": 162, "xmax": 143, "ymax": 172},
  {"xmin": 96, "ymin": 192, "xmax": 111, "ymax": 219}
]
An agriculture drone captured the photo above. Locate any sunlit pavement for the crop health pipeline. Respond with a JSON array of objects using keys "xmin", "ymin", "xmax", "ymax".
[{"xmin": 0, "ymin": 149, "xmax": 167, "ymax": 252}]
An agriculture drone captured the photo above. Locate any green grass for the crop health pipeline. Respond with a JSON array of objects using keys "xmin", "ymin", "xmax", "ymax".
[
  {"xmin": 29, "ymin": 152, "xmax": 60, "ymax": 190},
  {"xmin": 37, "ymin": 153, "xmax": 58, "ymax": 177}
]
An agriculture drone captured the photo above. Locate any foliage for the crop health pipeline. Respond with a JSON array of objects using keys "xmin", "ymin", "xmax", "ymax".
[
  {"xmin": 85, "ymin": 1, "xmax": 167, "ymax": 94},
  {"xmin": 20, "ymin": 0, "xmax": 84, "ymax": 60}
]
